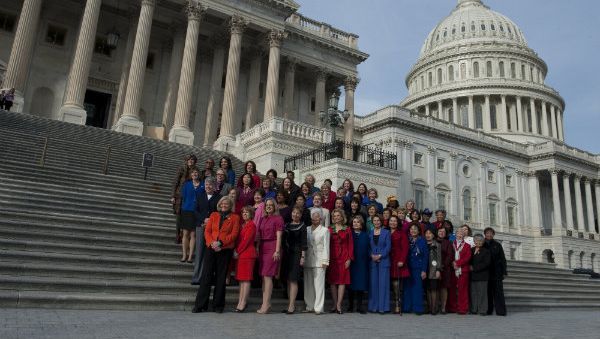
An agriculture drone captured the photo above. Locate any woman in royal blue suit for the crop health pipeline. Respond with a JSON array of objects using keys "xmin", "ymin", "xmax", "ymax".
[
  {"xmin": 368, "ymin": 215, "xmax": 391, "ymax": 314},
  {"xmin": 402, "ymin": 222, "xmax": 429, "ymax": 314}
]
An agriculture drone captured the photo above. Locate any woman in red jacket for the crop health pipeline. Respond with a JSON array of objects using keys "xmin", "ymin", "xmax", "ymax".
[
  {"xmin": 233, "ymin": 206, "xmax": 257, "ymax": 312},
  {"xmin": 389, "ymin": 215, "xmax": 409, "ymax": 314},
  {"xmin": 452, "ymin": 227, "xmax": 472, "ymax": 315},
  {"xmin": 327, "ymin": 208, "xmax": 354, "ymax": 314}
]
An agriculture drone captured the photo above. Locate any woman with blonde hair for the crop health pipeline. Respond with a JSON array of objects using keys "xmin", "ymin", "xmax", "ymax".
[{"xmin": 256, "ymin": 198, "xmax": 284, "ymax": 314}]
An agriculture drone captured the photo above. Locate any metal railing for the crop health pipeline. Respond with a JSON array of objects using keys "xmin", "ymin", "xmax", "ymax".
[{"xmin": 284, "ymin": 141, "xmax": 398, "ymax": 172}]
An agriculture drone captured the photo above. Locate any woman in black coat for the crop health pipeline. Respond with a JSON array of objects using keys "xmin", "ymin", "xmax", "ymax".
[{"xmin": 470, "ymin": 234, "xmax": 491, "ymax": 315}]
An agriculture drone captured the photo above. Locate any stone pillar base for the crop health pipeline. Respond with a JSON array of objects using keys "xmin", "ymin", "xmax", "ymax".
[
  {"xmin": 112, "ymin": 115, "xmax": 144, "ymax": 136},
  {"xmin": 168, "ymin": 126, "xmax": 194, "ymax": 145},
  {"xmin": 58, "ymin": 104, "xmax": 87, "ymax": 125},
  {"xmin": 213, "ymin": 135, "xmax": 236, "ymax": 153}
]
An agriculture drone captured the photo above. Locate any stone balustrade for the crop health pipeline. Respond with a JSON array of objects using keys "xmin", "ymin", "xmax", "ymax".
[
  {"xmin": 286, "ymin": 13, "xmax": 359, "ymax": 49},
  {"xmin": 238, "ymin": 116, "xmax": 332, "ymax": 145}
]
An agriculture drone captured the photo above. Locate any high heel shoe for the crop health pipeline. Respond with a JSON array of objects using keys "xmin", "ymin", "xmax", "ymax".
[{"xmin": 234, "ymin": 306, "xmax": 246, "ymax": 313}]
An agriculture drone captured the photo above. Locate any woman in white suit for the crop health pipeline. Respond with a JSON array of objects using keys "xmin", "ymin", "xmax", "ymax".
[{"xmin": 303, "ymin": 209, "xmax": 330, "ymax": 315}]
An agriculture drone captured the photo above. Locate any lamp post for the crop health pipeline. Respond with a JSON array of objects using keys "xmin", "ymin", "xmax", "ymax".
[{"xmin": 320, "ymin": 89, "xmax": 349, "ymax": 154}]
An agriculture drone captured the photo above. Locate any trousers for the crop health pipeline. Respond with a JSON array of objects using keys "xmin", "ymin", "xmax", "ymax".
[
  {"xmin": 193, "ymin": 248, "xmax": 232, "ymax": 311},
  {"xmin": 470, "ymin": 280, "xmax": 488, "ymax": 314},
  {"xmin": 191, "ymin": 225, "xmax": 206, "ymax": 284},
  {"xmin": 487, "ymin": 279, "xmax": 507, "ymax": 315},
  {"xmin": 304, "ymin": 267, "xmax": 325, "ymax": 313}
]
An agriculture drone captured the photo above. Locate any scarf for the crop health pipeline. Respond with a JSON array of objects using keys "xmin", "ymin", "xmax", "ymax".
[{"xmin": 454, "ymin": 240, "xmax": 465, "ymax": 277}]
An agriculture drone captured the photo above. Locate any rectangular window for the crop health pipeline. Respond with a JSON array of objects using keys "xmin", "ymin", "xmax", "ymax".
[
  {"xmin": 486, "ymin": 61, "xmax": 493, "ymax": 77},
  {"xmin": 437, "ymin": 158, "xmax": 446, "ymax": 171},
  {"xmin": 510, "ymin": 62, "xmax": 516, "ymax": 78},
  {"xmin": 460, "ymin": 63, "xmax": 466, "ymax": 79},
  {"xmin": 490, "ymin": 105, "xmax": 497, "ymax": 130},
  {"xmin": 428, "ymin": 72, "xmax": 433, "ymax": 87},
  {"xmin": 310, "ymin": 97, "xmax": 315, "ymax": 112},
  {"xmin": 415, "ymin": 189, "xmax": 424, "ymax": 210},
  {"xmin": 499, "ymin": 61, "xmax": 505, "ymax": 77},
  {"xmin": 94, "ymin": 36, "xmax": 112, "ymax": 57},
  {"xmin": 0, "ymin": 11, "xmax": 16, "ymax": 32},
  {"xmin": 521, "ymin": 64, "xmax": 526, "ymax": 80},
  {"xmin": 488, "ymin": 170, "xmax": 496, "ymax": 182},
  {"xmin": 45, "ymin": 25, "xmax": 67, "ymax": 46},
  {"xmin": 507, "ymin": 206, "xmax": 515, "ymax": 229},
  {"xmin": 506, "ymin": 175, "xmax": 513, "ymax": 186},
  {"xmin": 489, "ymin": 202, "xmax": 497, "ymax": 226},
  {"xmin": 414, "ymin": 152, "xmax": 423, "ymax": 166},
  {"xmin": 475, "ymin": 104, "xmax": 483, "ymax": 129},
  {"xmin": 473, "ymin": 62, "xmax": 479, "ymax": 78},
  {"xmin": 437, "ymin": 192, "xmax": 447, "ymax": 211}
]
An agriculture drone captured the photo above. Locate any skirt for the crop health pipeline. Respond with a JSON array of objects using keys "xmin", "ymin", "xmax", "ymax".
[
  {"xmin": 236, "ymin": 258, "xmax": 256, "ymax": 281},
  {"xmin": 425, "ymin": 278, "xmax": 440, "ymax": 291},
  {"xmin": 180, "ymin": 211, "xmax": 197, "ymax": 231},
  {"xmin": 259, "ymin": 240, "xmax": 278, "ymax": 277},
  {"xmin": 327, "ymin": 260, "xmax": 351, "ymax": 285},
  {"xmin": 282, "ymin": 248, "xmax": 303, "ymax": 282}
]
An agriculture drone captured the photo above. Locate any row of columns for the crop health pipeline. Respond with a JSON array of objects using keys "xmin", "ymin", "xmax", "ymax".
[
  {"xmin": 548, "ymin": 169, "xmax": 600, "ymax": 236},
  {"xmin": 419, "ymin": 95, "xmax": 564, "ymax": 141}
]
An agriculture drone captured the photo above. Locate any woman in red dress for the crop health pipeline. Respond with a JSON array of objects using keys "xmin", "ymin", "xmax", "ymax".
[
  {"xmin": 437, "ymin": 226, "xmax": 455, "ymax": 314},
  {"xmin": 327, "ymin": 208, "xmax": 354, "ymax": 314},
  {"xmin": 452, "ymin": 227, "xmax": 472, "ymax": 314},
  {"xmin": 389, "ymin": 215, "xmax": 409, "ymax": 314},
  {"xmin": 233, "ymin": 206, "xmax": 257, "ymax": 312}
]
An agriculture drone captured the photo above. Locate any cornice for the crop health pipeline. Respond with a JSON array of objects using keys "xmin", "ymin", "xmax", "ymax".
[{"xmin": 283, "ymin": 25, "xmax": 369, "ymax": 63}]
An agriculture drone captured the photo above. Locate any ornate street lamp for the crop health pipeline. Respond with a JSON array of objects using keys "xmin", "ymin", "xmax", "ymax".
[{"xmin": 320, "ymin": 89, "xmax": 349, "ymax": 156}]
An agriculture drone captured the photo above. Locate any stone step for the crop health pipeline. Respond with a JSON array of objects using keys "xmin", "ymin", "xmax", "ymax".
[
  {"xmin": 505, "ymin": 293, "xmax": 600, "ymax": 303},
  {"xmin": 0, "ymin": 197, "xmax": 175, "ymax": 225},
  {"xmin": 0, "ymin": 249, "xmax": 189, "ymax": 271},
  {"xmin": 0, "ymin": 238, "xmax": 181, "ymax": 261},
  {"xmin": 0, "ymin": 227, "xmax": 177, "ymax": 253}
]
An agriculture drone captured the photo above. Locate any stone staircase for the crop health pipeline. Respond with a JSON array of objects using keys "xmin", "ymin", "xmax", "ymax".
[{"xmin": 1, "ymin": 111, "xmax": 599, "ymax": 312}]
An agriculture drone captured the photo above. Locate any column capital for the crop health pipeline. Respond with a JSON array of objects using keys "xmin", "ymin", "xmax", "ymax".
[
  {"xmin": 229, "ymin": 14, "xmax": 248, "ymax": 35},
  {"xmin": 449, "ymin": 151, "xmax": 458, "ymax": 160},
  {"xmin": 267, "ymin": 29, "xmax": 286, "ymax": 48},
  {"xmin": 573, "ymin": 173, "xmax": 582, "ymax": 181},
  {"xmin": 427, "ymin": 145, "xmax": 436, "ymax": 155},
  {"xmin": 316, "ymin": 67, "xmax": 329, "ymax": 82},
  {"xmin": 401, "ymin": 139, "xmax": 414, "ymax": 149},
  {"xmin": 344, "ymin": 75, "xmax": 359, "ymax": 92},
  {"xmin": 562, "ymin": 170, "xmax": 572, "ymax": 177},
  {"xmin": 498, "ymin": 163, "xmax": 506, "ymax": 172},
  {"xmin": 526, "ymin": 170, "xmax": 538, "ymax": 178},
  {"xmin": 141, "ymin": 0, "xmax": 156, "ymax": 7},
  {"xmin": 185, "ymin": 0, "xmax": 206, "ymax": 21},
  {"xmin": 549, "ymin": 168, "xmax": 560, "ymax": 175},
  {"xmin": 583, "ymin": 178, "xmax": 592, "ymax": 185},
  {"xmin": 285, "ymin": 57, "xmax": 298, "ymax": 72},
  {"xmin": 479, "ymin": 158, "xmax": 488, "ymax": 166}
]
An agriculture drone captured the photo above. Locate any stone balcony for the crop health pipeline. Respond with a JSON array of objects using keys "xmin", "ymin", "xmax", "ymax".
[{"xmin": 285, "ymin": 13, "xmax": 360, "ymax": 50}]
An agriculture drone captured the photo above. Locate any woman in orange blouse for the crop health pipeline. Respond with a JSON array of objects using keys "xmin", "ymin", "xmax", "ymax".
[{"xmin": 192, "ymin": 197, "xmax": 240, "ymax": 313}]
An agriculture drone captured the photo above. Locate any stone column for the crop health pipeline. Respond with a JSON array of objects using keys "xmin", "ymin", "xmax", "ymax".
[
  {"xmin": 58, "ymin": 0, "xmax": 102, "ymax": 124},
  {"xmin": 530, "ymin": 98, "xmax": 538, "ymax": 134},
  {"xmin": 595, "ymin": 183, "xmax": 600, "ymax": 234},
  {"xmin": 557, "ymin": 109, "xmax": 564, "ymax": 141},
  {"xmin": 217, "ymin": 15, "xmax": 247, "ymax": 141},
  {"xmin": 449, "ymin": 152, "xmax": 459, "ymax": 217},
  {"xmin": 541, "ymin": 101, "xmax": 549, "ymax": 136},
  {"xmin": 584, "ymin": 179, "xmax": 594, "ymax": 233},
  {"xmin": 500, "ymin": 95, "xmax": 508, "ymax": 132},
  {"xmin": 168, "ymin": 2, "xmax": 205, "ymax": 145},
  {"xmin": 550, "ymin": 169, "xmax": 563, "ymax": 233},
  {"xmin": 282, "ymin": 58, "xmax": 297, "ymax": 119},
  {"xmin": 402, "ymin": 141, "xmax": 414, "ymax": 202},
  {"xmin": 550, "ymin": 105, "xmax": 558, "ymax": 139},
  {"xmin": 478, "ymin": 160, "xmax": 488, "ymax": 224},
  {"xmin": 452, "ymin": 98, "xmax": 458, "ymax": 124},
  {"xmin": 437, "ymin": 100, "xmax": 443, "ymax": 120},
  {"xmin": 114, "ymin": 0, "xmax": 156, "ymax": 135},
  {"xmin": 516, "ymin": 96, "xmax": 524, "ymax": 132},
  {"xmin": 203, "ymin": 34, "xmax": 227, "ymax": 146},
  {"xmin": 428, "ymin": 146, "xmax": 437, "ymax": 209},
  {"xmin": 483, "ymin": 95, "xmax": 491, "ymax": 131},
  {"xmin": 563, "ymin": 172, "xmax": 574, "ymax": 232},
  {"xmin": 263, "ymin": 29, "xmax": 285, "ymax": 121},
  {"xmin": 498, "ymin": 166, "xmax": 506, "ymax": 231},
  {"xmin": 574, "ymin": 174, "xmax": 584, "ymax": 231},
  {"xmin": 111, "ymin": 12, "xmax": 140, "ymax": 127},
  {"xmin": 468, "ymin": 95, "xmax": 475, "ymax": 129},
  {"xmin": 2, "ymin": 0, "xmax": 43, "ymax": 113},
  {"xmin": 244, "ymin": 48, "xmax": 262, "ymax": 131},
  {"xmin": 314, "ymin": 68, "xmax": 327, "ymax": 126},
  {"xmin": 528, "ymin": 171, "xmax": 542, "ymax": 230},
  {"xmin": 158, "ymin": 24, "xmax": 185, "ymax": 135},
  {"xmin": 343, "ymin": 76, "xmax": 358, "ymax": 160},
  {"xmin": 425, "ymin": 104, "xmax": 430, "ymax": 116}
]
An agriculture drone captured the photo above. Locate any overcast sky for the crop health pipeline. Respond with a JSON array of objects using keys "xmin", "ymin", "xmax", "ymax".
[{"xmin": 296, "ymin": 0, "xmax": 600, "ymax": 153}]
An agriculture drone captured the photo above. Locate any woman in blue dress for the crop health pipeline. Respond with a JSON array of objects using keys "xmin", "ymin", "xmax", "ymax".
[
  {"xmin": 368, "ymin": 215, "xmax": 391, "ymax": 314},
  {"xmin": 402, "ymin": 222, "xmax": 429, "ymax": 314},
  {"xmin": 348, "ymin": 215, "xmax": 369, "ymax": 314}
]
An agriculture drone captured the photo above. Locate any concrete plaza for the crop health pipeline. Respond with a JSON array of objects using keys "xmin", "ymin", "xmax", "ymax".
[{"xmin": 1, "ymin": 308, "xmax": 599, "ymax": 339}]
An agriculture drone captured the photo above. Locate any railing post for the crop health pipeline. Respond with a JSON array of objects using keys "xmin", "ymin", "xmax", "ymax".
[
  {"xmin": 103, "ymin": 145, "xmax": 111, "ymax": 175},
  {"xmin": 39, "ymin": 137, "xmax": 49, "ymax": 167}
]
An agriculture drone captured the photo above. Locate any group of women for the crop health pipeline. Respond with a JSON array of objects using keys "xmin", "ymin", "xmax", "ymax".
[{"xmin": 172, "ymin": 156, "xmax": 507, "ymax": 316}]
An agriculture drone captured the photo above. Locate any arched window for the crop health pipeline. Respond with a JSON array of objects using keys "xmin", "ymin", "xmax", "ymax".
[
  {"xmin": 461, "ymin": 25, "xmax": 466, "ymax": 33},
  {"xmin": 486, "ymin": 61, "xmax": 493, "ymax": 77},
  {"xmin": 490, "ymin": 105, "xmax": 497, "ymax": 129},
  {"xmin": 463, "ymin": 189, "xmax": 472, "ymax": 221},
  {"xmin": 473, "ymin": 62, "xmax": 479, "ymax": 78},
  {"xmin": 471, "ymin": 22, "xmax": 476, "ymax": 32},
  {"xmin": 448, "ymin": 65, "xmax": 454, "ymax": 81},
  {"xmin": 420, "ymin": 75, "xmax": 424, "ymax": 90},
  {"xmin": 428, "ymin": 72, "xmax": 433, "ymax": 87},
  {"xmin": 460, "ymin": 63, "xmax": 466, "ymax": 79},
  {"xmin": 461, "ymin": 105, "xmax": 469, "ymax": 127},
  {"xmin": 437, "ymin": 68, "xmax": 442, "ymax": 85},
  {"xmin": 475, "ymin": 104, "xmax": 483, "ymax": 129},
  {"xmin": 510, "ymin": 62, "xmax": 516, "ymax": 78},
  {"xmin": 521, "ymin": 64, "xmax": 526, "ymax": 80},
  {"xmin": 499, "ymin": 61, "xmax": 505, "ymax": 77}
]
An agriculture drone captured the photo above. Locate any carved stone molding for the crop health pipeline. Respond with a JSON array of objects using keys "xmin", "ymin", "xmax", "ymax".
[
  {"xmin": 267, "ymin": 29, "xmax": 286, "ymax": 48},
  {"xmin": 185, "ymin": 1, "xmax": 205, "ymax": 21},
  {"xmin": 229, "ymin": 14, "xmax": 248, "ymax": 35},
  {"xmin": 344, "ymin": 75, "xmax": 359, "ymax": 92}
]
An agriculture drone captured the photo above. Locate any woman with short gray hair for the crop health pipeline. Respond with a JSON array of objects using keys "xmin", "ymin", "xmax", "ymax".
[{"xmin": 470, "ymin": 233, "xmax": 491, "ymax": 316}]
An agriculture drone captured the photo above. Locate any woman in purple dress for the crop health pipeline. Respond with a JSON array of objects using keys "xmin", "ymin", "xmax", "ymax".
[
  {"xmin": 236, "ymin": 173, "xmax": 255, "ymax": 214},
  {"xmin": 256, "ymin": 198, "xmax": 284, "ymax": 314}
]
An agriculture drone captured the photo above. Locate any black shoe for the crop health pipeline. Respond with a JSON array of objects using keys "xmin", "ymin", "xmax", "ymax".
[
  {"xmin": 191, "ymin": 306, "xmax": 203, "ymax": 313},
  {"xmin": 234, "ymin": 307, "xmax": 246, "ymax": 313},
  {"xmin": 214, "ymin": 308, "xmax": 224, "ymax": 313},
  {"xmin": 337, "ymin": 310, "xmax": 343, "ymax": 315}
]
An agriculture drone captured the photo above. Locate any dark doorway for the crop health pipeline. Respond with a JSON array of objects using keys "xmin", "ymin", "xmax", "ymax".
[{"xmin": 83, "ymin": 90, "xmax": 112, "ymax": 128}]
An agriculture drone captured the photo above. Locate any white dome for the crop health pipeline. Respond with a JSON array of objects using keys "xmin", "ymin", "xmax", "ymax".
[{"xmin": 419, "ymin": 0, "xmax": 528, "ymax": 57}]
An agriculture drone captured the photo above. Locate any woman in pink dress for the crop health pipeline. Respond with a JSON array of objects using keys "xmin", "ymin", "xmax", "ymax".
[{"xmin": 256, "ymin": 198, "xmax": 284, "ymax": 314}]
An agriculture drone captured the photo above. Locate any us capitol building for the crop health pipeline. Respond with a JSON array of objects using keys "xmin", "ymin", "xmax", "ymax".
[{"xmin": 0, "ymin": 0, "xmax": 598, "ymax": 269}]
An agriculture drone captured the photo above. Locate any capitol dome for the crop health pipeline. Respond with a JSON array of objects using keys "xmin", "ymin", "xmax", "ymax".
[
  {"xmin": 420, "ymin": 0, "xmax": 528, "ymax": 57},
  {"xmin": 401, "ymin": 0, "xmax": 566, "ymax": 145}
]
